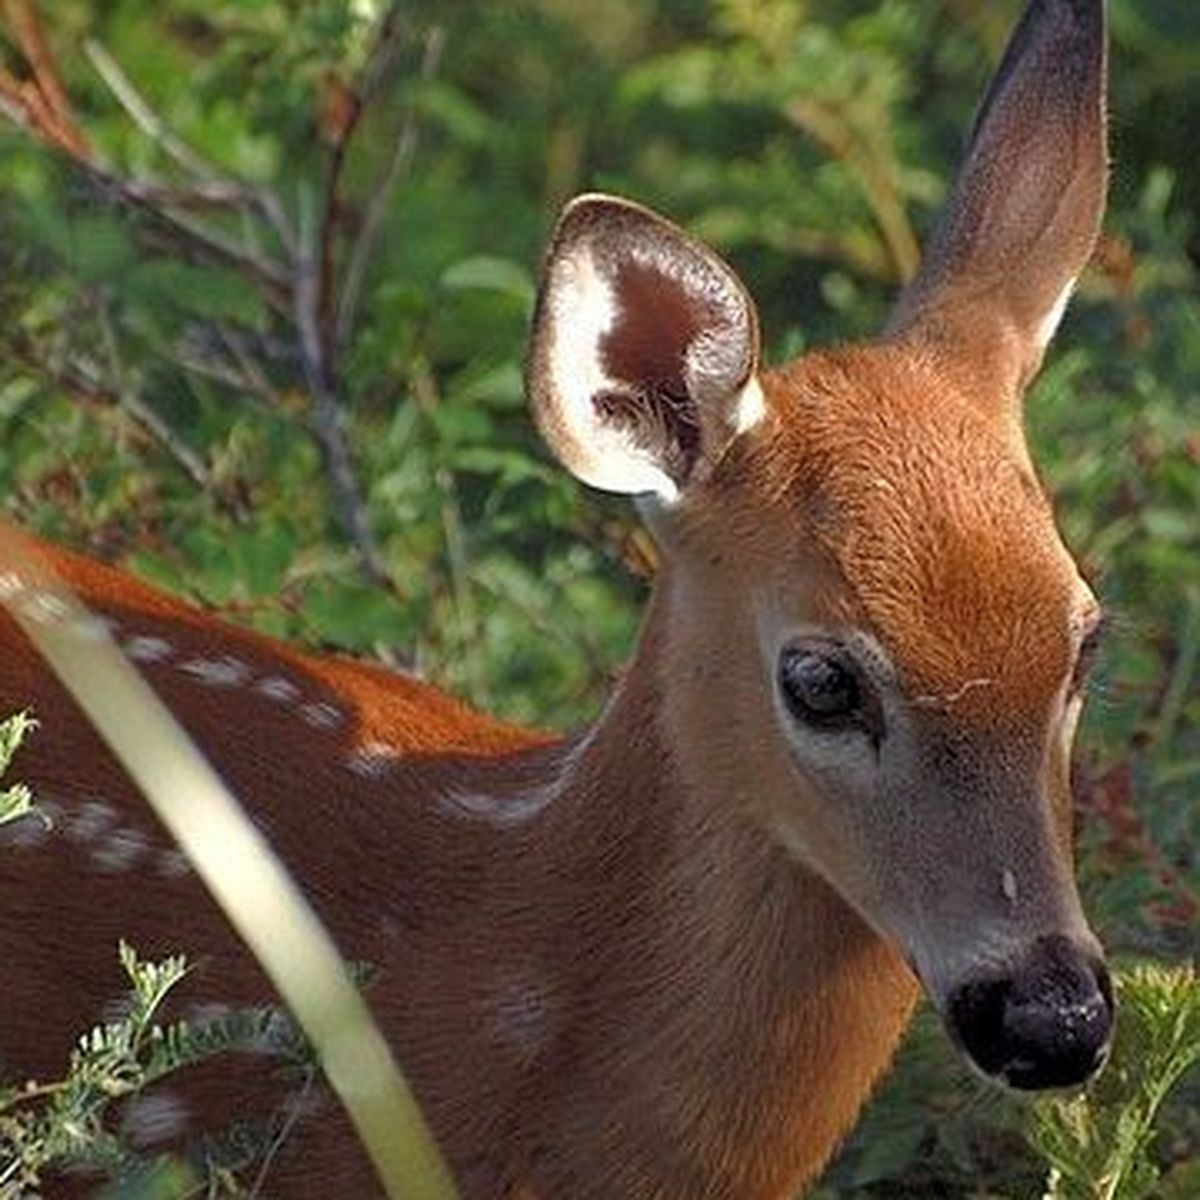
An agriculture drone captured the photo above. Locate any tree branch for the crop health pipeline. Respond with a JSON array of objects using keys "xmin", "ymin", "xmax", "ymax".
[
  {"xmin": 336, "ymin": 24, "xmax": 444, "ymax": 350},
  {"xmin": 294, "ymin": 196, "xmax": 397, "ymax": 595},
  {"xmin": 316, "ymin": 3, "xmax": 409, "ymax": 370},
  {"xmin": 1, "ymin": 0, "xmax": 90, "ymax": 155},
  {"xmin": 1, "ymin": 326, "xmax": 213, "ymax": 496}
]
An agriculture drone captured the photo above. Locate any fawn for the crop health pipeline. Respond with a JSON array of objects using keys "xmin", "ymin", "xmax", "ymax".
[{"xmin": 0, "ymin": 0, "xmax": 1112, "ymax": 1195}]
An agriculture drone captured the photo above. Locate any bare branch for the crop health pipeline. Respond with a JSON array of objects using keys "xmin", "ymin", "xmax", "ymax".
[
  {"xmin": 336, "ymin": 24, "xmax": 445, "ymax": 350},
  {"xmin": 1, "ymin": 325, "xmax": 213, "ymax": 495},
  {"xmin": 81, "ymin": 159, "xmax": 294, "ymax": 309},
  {"xmin": 293, "ymin": 190, "xmax": 397, "ymax": 595},
  {"xmin": 94, "ymin": 295, "xmax": 216, "ymax": 495},
  {"xmin": 316, "ymin": 4, "xmax": 409, "ymax": 367},
  {"xmin": 84, "ymin": 38, "xmax": 224, "ymax": 180},
  {"xmin": 2, "ymin": 0, "xmax": 90, "ymax": 155},
  {"xmin": 81, "ymin": 37, "xmax": 295, "ymax": 257}
]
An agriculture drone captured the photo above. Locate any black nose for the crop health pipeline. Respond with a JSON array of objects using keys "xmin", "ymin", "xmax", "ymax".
[{"xmin": 946, "ymin": 934, "xmax": 1114, "ymax": 1090}]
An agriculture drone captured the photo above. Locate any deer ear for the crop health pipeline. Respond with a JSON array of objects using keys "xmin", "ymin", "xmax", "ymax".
[
  {"xmin": 889, "ymin": 0, "xmax": 1107, "ymax": 395},
  {"xmin": 527, "ymin": 195, "xmax": 762, "ymax": 502}
]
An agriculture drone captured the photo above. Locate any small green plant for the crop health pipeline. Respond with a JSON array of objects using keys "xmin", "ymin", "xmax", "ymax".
[
  {"xmin": 1031, "ymin": 963, "xmax": 1200, "ymax": 1200},
  {"xmin": 0, "ymin": 711, "xmax": 36, "ymax": 829},
  {"xmin": 0, "ymin": 943, "xmax": 190, "ymax": 1193},
  {"xmin": 0, "ymin": 944, "xmax": 307, "ymax": 1198}
]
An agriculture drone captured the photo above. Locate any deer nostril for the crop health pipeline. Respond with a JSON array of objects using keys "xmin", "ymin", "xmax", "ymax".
[{"xmin": 946, "ymin": 937, "xmax": 1114, "ymax": 1090}]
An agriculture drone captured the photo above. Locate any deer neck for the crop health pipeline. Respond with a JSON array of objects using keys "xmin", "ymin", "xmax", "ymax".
[{"xmin": 517, "ymin": 580, "xmax": 920, "ymax": 1198}]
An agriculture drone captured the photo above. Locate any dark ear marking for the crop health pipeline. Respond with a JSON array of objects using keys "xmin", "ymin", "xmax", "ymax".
[{"xmin": 527, "ymin": 195, "xmax": 762, "ymax": 500}]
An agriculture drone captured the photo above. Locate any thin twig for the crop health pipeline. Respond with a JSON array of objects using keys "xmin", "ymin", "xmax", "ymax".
[
  {"xmin": 0, "ymin": 16, "xmax": 297, "ymax": 299},
  {"xmin": 83, "ymin": 36, "xmax": 297, "ymax": 260},
  {"xmin": 410, "ymin": 358, "xmax": 482, "ymax": 697},
  {"xmin": 0, "ymin": 82, "xmax": 294, "ymax": 307},
  {"xmin": 119, "ymin": 179, "xmax": 263, "ymax": 209},
  {"xmin": 335, "ymin": 24, "xmax": 444, "ymax": 350},
  {"xmin": 81, "ymin": 160, "xmax": 293, "ymax": 309},
  {"xmin": 293, "ymin": 186, "xmax": 396, "ymax": 595},
  {"xmin": 100, "ymin": 297, "xmax": 223, "ymax": 497},
  {"xmin": 213, "ymin": 323, "xmax": 284, "ymax": 404},
  {"xmin": 785, "ymin": 97, "xmax": 920, "ymax": 282},
  {"xmin": 315, "ymin": 4, "xmax": 408, "ymax": 366},
  {"xmin": 1, "ymin": 325, "xmax": 211, "ymax": 495},
  {"xmin": 2, "ymin": 0, "xmax": 90, "ymax": 155},
  {"xmin": 84, "ymin": 38, "xmax": 228, "ymax": 180},
  {"xmin": 171, "ymin": 346, "xmax": 276, "ymax": 410}
]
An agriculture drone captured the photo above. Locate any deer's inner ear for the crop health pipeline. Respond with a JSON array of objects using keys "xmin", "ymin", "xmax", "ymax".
[
  {"xmin": 887, "ymin": 0, "xmax": 1107, "ymax": 397},
  {"xmin": 528, "ymin": 195, "xmax": 761, "ymax": 502}
]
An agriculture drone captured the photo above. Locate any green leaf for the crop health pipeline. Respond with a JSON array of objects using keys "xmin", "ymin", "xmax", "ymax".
[{"xmin": 440, "ymin": 256, "xmax": 535, "ymax": 306}]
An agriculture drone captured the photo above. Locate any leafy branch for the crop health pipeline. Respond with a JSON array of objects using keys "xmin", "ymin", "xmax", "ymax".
[
  {"xmin": 1032, "ymin": 964, "xmax": 1200, "ymax": 1200},
  {"xmin": 0, "ymin": 943, "xmax": 311, "ymax": 1196},
  {"xmin": 0, "ymin": 711, "xmax": 36, "ymax": 828},
  {"xmin": 0, "ymin": 1, "xmax": 445, "ymax": 594}
]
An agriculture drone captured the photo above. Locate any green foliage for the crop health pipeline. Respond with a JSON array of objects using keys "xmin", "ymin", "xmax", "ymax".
[
  {"xmin": 0, "ymin": 712, "xmax": 36, "ymax": 829},
  {"xmin": 0, "ymin": 944, "xmax": 308, "ymax": 1197},
  {"xmin": 1, "ymin": 0, "xmax": 1197, "ymax": 1195},
  {"xmin": 1033, "ymin": 965, "xmax": 1200, "ymax": 1200}
]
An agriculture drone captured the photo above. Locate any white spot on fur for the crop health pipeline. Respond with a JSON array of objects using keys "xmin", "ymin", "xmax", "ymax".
[
  {"xmin": 92, "ymin": 826, "xmax": 151, "ymax": 873},
  {"xmin": 256, "ymin": 674, "xmax": 302, "ymax": 703},
  {"xmin": 0, "ymin": 808, "xmax": 52, "ymax": 848},
  {"xmin": 187, "ymin": 1001, "xmax": 233, "ymax": 1025},
  {"xmin": 67, "ymin": 800, "xmax": 119, "ymax": 843},
  {"xmin": 124, "ymin": 634, "xmax": 175, "ymax": 664},
  {"xmin": 346, "ymin": 742, "xmax": 399, "ymax": 779},
  {"xmin": 439, "ymin": 788, "xmax": 559, "ymax": 827},
  {"xmin": 0, "ymin": 570, "xmax": 27, "ymax": 600},
  {"xmin": 122, "ymin": 1091, "xmax": 190, "ymax": 1147},
  {"xmin": 489, "ymin": 974, "xmax": 554, "ymax": 1059},
  {"xmin": 34, "ymin": 796, "xmax": 65, "ymax": 829},
  {"xmin": 439, "ymin": 732, "xmax": 591, "ymax": 828},
  {"xmin": 1002, "ymin": 868, "xmax": 1019, "ymax": 905},
  {"xmin": 178, "ymin": 655, "xmax": 251, "ymax": 689},
  {"xmin": 155, "ymin": 847, "xmax": 193, "ymax": 879},
  {"xmin": 301, "ymin": 701, "xmax": 343, "ymax": 729},
  {"xmin": 17, "ymin": 588, "xmax": 70, "ymax": 626},
  {"xmin": 1035, "ymin": 279, "xmax": 1075, "ymax": 350}
]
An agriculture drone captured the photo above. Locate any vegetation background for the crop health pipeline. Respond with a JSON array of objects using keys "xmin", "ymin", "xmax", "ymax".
[{"xmin": 0, "ymin": 0, "xmax": 1197, "ymax": 1195}]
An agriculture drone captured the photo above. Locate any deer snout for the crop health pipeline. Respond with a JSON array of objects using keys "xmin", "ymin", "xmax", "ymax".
[{"xmin": 945, "ymin": 934, "xmax": 1113, "ymax": 1091}]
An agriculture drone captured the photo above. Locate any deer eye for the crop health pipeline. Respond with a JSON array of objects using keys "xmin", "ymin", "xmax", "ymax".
[{"xmin": 778, "ymin": 645, "xmax": 865, "ymax": 732}]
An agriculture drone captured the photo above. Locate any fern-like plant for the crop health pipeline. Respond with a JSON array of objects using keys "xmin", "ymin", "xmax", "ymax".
[
  {"xmin": 0, "ymin": 941, "xmax": 310, "ymax": 1198},
  {"xmin": 1031, "ymin": 964, "xmax": 1200, "ymax": 1200},
  {"xmin": 0, "ymin": 711, "xmax": 36, "ymax": 829}
]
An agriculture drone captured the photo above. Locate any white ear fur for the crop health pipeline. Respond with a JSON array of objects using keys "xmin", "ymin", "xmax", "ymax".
[
  {"xmin": 542, "ymin": 245, "xmax": 679, "ymax": 499},
  {"xmin": 1034, "ymin": 278, "xmax": 1077, "ymax": 352},
  {"xmin": 527, "ymin": 194, "xmax": 762, "ymax": 502}
]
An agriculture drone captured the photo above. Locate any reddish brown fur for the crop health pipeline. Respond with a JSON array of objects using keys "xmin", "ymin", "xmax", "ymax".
[
  {"xmin": 0, "ymin": 528, "xmax": 917, "ymax": 1198},
  {"xmin": 756, "ymin": 345, "xmax": 1080, "ymax": 726}
]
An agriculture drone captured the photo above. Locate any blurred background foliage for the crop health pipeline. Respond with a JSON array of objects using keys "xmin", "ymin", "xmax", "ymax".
[{"xmin": 0, "ymin": 0, "xmax": 1197, "ymax": 1194}]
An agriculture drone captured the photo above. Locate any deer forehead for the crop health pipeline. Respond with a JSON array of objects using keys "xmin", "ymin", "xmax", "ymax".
[{"xmin": 729, "ymin": 349, "xmax": 1082, "ymax": 720}]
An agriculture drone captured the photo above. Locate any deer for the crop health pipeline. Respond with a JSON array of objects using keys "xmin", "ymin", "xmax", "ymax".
[{"xmin": 0, "ymin": 0, "xmax": 1113, "ymax": 1196}]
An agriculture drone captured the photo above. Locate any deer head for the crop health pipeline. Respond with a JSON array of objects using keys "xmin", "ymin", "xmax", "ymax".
[{"xmin": 527, "ymin": 0, "xmax": 1111, "ymax": 1090}]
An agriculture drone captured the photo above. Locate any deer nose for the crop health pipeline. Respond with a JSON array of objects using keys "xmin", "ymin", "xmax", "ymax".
[{"xmin": 946, "ymin": 934, "xmax": 1113, "ymax": 1090}]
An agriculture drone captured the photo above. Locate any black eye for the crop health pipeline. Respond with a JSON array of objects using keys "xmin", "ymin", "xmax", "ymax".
[{"xmin": 778, "ymin": 646, "xmax": 865, "ymax": 731}]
